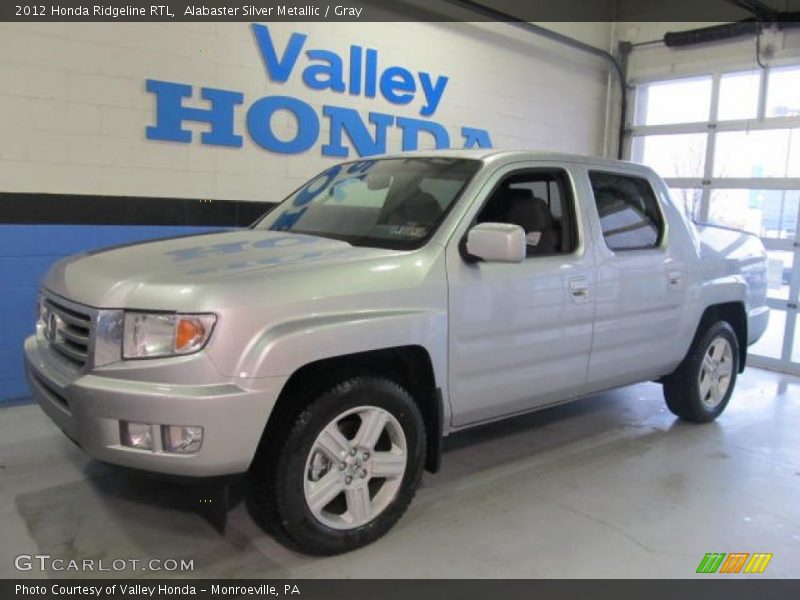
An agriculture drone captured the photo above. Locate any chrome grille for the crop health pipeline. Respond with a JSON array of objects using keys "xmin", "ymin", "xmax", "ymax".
[{"xmin": 43, "ymin": 296, "xmax": 93, "ymax": 368}]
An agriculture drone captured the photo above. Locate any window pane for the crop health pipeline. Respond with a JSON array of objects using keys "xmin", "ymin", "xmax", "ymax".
[
  {"xmin": 758, "ymin": 189, "xmax": 799, "ymax": 240},
  {"xmin": 589, "ymin": 172, "xmax": 663, "ymax": 250},
  {"xmin": 708, "ymin": 189, "xmax": 760, "ymax": 233},
  {"xmin": 709, "ymin": 188, "xmax": 799, "ymax": 238},
  {"xmin": 718, "ymin": 71, "xmax": 760, "ymax": 121},
  {"xmin": 713, "ymin": 129, "xmax": 800, "ymax": 178},
  {"xmin": 749, "ymin": 309, "xmax": 785, "ymax": 359},
  {"xmin": 631, "ymin": 134, "xmax": 707, "ymax": 178},
  {"xmin": 669, "ymin": 188, "xmax": 702, "ymax": 221},
  {"xmin": 767, "ymin": 66, "xmax": 800, "ymax": 118},
  {"xmin": 793, "ymin": 316, "xmax": 800, "ymax": 362},
  {"xmin": 477, "ymin": 170, "xmax": 577, "ymax": 255},
  {"xmin": 635, "ymin": 76, "xmax": 712, "ymax": 125},
  {"xmin": 765, "ymin": 249, "xmax": 793, "ymax": 301}
]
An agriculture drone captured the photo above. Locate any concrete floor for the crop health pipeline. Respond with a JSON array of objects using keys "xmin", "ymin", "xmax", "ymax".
[{"xmin": 1, "ymin": 367, "xmax": 798, "ymax": 579}]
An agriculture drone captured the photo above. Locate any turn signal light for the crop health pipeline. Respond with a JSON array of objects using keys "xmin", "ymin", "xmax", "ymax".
[{"xmin": 176, "ymin": 317, "xmax": 208, "ymax": 352}]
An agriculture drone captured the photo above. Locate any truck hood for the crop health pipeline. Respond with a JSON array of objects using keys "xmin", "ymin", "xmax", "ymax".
[{"xmin": 43, "ymin": 229, "xmax": 395, "ymax": 309}]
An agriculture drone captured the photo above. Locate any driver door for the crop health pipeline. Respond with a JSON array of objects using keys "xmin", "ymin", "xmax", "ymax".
[{"xmin": 446, "ymin": 164, "xmax": 596, "ymax": 426}]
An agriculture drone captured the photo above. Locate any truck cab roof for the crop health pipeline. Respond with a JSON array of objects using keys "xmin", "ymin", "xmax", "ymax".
[{"xmin": 371, "ymin": 148, "xmax": 652, "ymax": 174}]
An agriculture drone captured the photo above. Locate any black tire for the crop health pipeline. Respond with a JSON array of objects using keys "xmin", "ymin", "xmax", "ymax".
[
  {"xmin": 663, "ymin": 321, "xmax": 740, "ymax": 423},
  {"xmin": 249, "ymin": 376, "xmax": 425, "ymax": 555}
]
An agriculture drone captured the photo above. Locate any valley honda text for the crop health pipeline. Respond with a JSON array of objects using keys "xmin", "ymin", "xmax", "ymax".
[
  {"xmin": 15, "ymin": 584, "xmax": 301, "ymax": 597},
  {"xmin": 146, "ymin": 23, "xmax": 492, "ymax": 158}
]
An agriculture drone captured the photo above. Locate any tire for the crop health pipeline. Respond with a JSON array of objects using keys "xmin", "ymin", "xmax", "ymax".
[
  {"xmin": 249, "ymin": 376, "xmax": 425, "ymax": 555},
  {"xmin": 663, "ymin": 321, "xmax": 740, "ymax": 423}
]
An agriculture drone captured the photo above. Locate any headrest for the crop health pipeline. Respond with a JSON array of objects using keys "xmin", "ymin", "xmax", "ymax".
[{"xmin": 506, "ymin": 190, "xmax": 552, "ymax": 233}]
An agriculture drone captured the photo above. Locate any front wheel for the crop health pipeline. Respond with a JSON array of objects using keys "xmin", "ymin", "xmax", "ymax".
[
  {"xmin": 663, "ymin": 321, "xmax": 739, "ymax": 423},
  {"xmin": 251, "ymin": 376, "xmax": 425, "ymax": 555}
]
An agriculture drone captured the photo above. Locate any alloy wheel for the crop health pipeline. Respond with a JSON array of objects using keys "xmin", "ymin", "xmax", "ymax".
[{"xmin": 303, "ymin": 406, "xmax": 407, "ymax": 530}]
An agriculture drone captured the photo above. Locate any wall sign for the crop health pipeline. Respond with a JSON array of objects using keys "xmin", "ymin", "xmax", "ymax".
[{"xmin": 146, "ymin": 23, "xmax": 493, "ymax": 157}]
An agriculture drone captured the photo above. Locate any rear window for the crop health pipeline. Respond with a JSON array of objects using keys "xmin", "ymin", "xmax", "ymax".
[{"xmin": 589, "ymin": 171, "xmax": 664, "ymax": 251}]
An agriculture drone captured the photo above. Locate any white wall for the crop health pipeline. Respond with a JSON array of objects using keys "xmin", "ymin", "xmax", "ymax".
[
  {"xmin": 0, "ymin": 20, "xmax": 613, "ymax": 203},
  {"xmin": 538, "ymin": 22, "xmax": 614, "ymax": 51},
  {"xmin": 617, "ymin": 22, "xmax": 800, "ymax": 82}
]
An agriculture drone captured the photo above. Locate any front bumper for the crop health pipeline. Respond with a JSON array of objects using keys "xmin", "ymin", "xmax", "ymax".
[{"xmin": 24, "ymin": 335, "xmax": 287, "ymax": 477}]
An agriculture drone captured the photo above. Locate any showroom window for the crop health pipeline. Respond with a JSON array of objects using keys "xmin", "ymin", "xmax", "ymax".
[{"xmin": 629, "ymin": 66, "xmax": 800, "ymax": 375}]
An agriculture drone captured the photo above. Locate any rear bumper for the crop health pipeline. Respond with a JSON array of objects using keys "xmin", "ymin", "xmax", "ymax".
[{"xmin": 24, "ymin": 335, "xmax": 287, "ymax": 477}]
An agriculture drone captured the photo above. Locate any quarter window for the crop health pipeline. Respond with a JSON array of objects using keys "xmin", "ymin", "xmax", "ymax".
[{"xmin": 589, "ymin": 172, "xmax": 664, "ymax": 251}]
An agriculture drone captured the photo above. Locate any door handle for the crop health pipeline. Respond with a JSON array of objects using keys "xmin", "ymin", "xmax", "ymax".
[
  {"xmin": 667, "ymin": 270, "xmax": 682, "ymax": 287},
  {"xmin": 569, "ymin": 277, "xmax": 590, "ymax": 301}
]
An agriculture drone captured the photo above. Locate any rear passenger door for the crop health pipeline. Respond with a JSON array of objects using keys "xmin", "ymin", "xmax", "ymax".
[{"xmin": 583, "ymin": 169, "xmax": 687, "ymax": 390}]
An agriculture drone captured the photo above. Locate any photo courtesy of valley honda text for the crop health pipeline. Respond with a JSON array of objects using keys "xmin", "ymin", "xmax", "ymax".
[{"xmin": 0, "ymin": 0, "xmax": 798, "ymax": 596}]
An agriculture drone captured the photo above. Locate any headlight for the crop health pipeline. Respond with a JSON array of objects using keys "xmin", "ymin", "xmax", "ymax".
[
  {"xmin": 123, "ymin": 312, "xmax": 216, "ymax": 359},
  {"xmin": 36, "ymin": 294, "xmax": 46, "ymax": 335}
]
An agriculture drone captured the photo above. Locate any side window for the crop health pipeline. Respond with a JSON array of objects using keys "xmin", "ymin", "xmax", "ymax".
[
  {"xmin": 588, "ymin": 171, "xmax": 664, "ymax": 251},
  {"xmin": 476, "ymin": 170, "xmax": 576, "ymax": 256}
]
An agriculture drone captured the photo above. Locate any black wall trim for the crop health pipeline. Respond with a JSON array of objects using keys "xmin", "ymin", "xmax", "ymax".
[{"xmin": 0, "ymin": 193, "xmax": 276, "ymax": 227}]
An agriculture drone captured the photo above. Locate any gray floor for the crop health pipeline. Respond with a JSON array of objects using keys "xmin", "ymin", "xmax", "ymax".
[{"xmin": 1, "ymin": 368, "xmax": 798, "ymax": 579}]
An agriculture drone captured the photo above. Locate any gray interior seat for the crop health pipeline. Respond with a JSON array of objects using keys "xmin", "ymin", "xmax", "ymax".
[
  {"xmin": 504, "ymin": 189, "xmax": 559, "ymax": 254},
  {"xmin": 382, "ymin": 191, "xmax": 441, "ymax": 226}
]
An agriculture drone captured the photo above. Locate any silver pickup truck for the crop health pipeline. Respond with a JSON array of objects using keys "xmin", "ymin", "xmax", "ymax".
[{"xmin": 25, "ymin": 149, "xmax": 769, "ymax": 554}]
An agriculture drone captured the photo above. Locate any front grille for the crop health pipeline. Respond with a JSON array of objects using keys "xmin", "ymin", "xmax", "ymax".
[{"xmin": 43, "ymin": 296, "xmax": 93, "ymax": 368}]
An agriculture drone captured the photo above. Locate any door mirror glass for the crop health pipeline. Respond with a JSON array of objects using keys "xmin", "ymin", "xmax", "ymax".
[{"xmin": 466, "ymin": 223, "xmax": 526, "ymax": 263}]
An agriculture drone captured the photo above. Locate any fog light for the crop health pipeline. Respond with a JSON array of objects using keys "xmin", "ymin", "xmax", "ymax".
[
  {"xmin": 121, "ymin": 422, "xmax": 153, "ymax": 450},
  {"xmin": 163, "ymin": 425, "xmax": 203, "ymax": 454}
]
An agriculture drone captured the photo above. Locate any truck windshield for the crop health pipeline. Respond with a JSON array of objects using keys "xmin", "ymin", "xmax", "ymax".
[{"xmin": 253, "ymin": 157, "xmax": 481, "ymax": 250}]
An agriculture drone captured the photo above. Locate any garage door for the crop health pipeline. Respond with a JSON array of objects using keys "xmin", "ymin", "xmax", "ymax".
[{"xmin": 628, "ymin": 66, "xmax": 800, "ymax": 375}]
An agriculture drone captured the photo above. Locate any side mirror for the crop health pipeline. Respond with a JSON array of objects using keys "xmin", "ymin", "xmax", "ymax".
[{"xmin": 465, "ymin": 223, "xmax": 526, "ymax": 263}]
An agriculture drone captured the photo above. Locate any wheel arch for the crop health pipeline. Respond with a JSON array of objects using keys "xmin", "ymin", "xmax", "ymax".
[
  {"xmin": 255, "ymin": 345, "xmax": 444, "ymax": 474},
  {"xmin": 693, "ymin": 302, "xmax": 748, "ymax": 372}
]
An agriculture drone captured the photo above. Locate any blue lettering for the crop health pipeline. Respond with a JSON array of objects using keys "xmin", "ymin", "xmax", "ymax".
[
  {"xmin": 270, "ymin": 208, "xmax": 307, "ymax": 230},
  {"xmin": 166, "ymin": 241, "xmax": 249, "ymax": 262},
  {"xmin": 380, "ymin": 66, "xmax": 415, "ymax": 105},
  {"xmin": 252, "ymin": 235, "xmax": 319, "ymax": 248},
  {"xmin": 418, "ymin": 73, "xmax": 448, "ymax": 117},
  {"xmin": 294, "ymin": 165, "xmax": 342, "ymax": 206},
  {"xmin": 303, "ymin": 49, "xmax": 346, "ymax": 92},
  {"xmin": 322, "ymin": 106, "xmax": 393, "ymax": 158},
  {"xmin": 346, "ymin": 160, "xmax": 377, "ymax": 174},
  {"xmin": 364, "ymin": 48, "xmax": 378, "ymax": 98},
  {"xmin": 349, "ymin": 45, "xmax": 362, "ymax": 96},
  {"xmin": 396, "ymin": 116, "xmax": 450, "ymax": 151},
  {"xmin": 145, "ymin": 80, "xmax": 243, "ymax": 147},
  {"xmin": 251, "ymin": 24, "xmax": 306, "ymax": 83},
  {"xmin": 462, "ymin": 127, "xmax": 493, "ymax": 149},
  {"xmin": 247, "ymin": 96, "xmax": 319, "ymax": 154}
]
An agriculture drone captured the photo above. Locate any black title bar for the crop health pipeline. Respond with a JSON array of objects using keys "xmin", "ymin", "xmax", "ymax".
[
  {"xmin": 1, "ymin": 0, "xmax": 794, "ymax": 22},
  {"xmin": 4, "ymin": 579, "xmax": 800, "ymax": 600}
]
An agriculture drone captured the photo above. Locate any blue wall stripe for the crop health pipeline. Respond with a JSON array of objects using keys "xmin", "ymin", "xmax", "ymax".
[{"xmin": 0, "ymin": 224, "xmax": 224, "ymax": 404}]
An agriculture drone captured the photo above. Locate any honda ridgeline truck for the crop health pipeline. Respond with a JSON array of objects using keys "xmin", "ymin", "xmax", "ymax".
[{"xmin": 25, "ymin": 150, "xmax": 769, "ymax": 554}]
